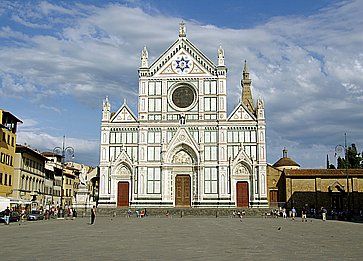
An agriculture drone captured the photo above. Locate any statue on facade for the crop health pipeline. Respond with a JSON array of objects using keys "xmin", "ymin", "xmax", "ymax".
[
  {"xmin": 141, "ymin": 46, "xmax": 148, "ymax": 68},
  {"xmin": 218, "ymin": 45, "xmax": 224, "ymax": 66},
  {"xmin": 179, "ymin": 21, "xmax": 186, "ymax": 37}
]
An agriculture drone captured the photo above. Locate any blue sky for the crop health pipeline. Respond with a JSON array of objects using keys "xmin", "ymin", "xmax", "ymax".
[{"xmin": 0, "ymin": 0, "xmax": 362, "ymax": 167}]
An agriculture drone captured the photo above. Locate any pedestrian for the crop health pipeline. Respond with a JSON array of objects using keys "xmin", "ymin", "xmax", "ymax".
[
  {"xmin": 90, "ymin": 206, "xmax": 96, "ymax": 225},
  {"xmin": 301, "ymin": 208, "xmax": 307, "ymax": 222},
  {"xmin": 291, "ymin": 207, "xmax": 296, "ymax": 221},
  {"xmin": 282, "ymin": 208, "xmax": 287, "ymax": 219},
  {"xmin": 4, "ymin": 207, "xmax": 10, "ymax": 225},
  {"xmin": 322, "ymin": 207, "xmax": 327, "ymax": 221}
]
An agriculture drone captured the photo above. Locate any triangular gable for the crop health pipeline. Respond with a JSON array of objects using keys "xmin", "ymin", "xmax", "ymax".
[
  {"xmin": 232, "ymin": 145, "xmax": 253, "ymax": 166},
  {"xmin": 149, "ymin": 38, "xmax": 216, "ymax": 77},
  {"xmin": 165, "ymin": 127, "xmax": 200, "ymax": 164},
  {"xmin": 110, "ymin": 103, "xmax": 137, "ymax": 123},
  {"xmin": 328, "ymin": 180, "xmax": 345, "ymax": 192},
  {"xmin": 112, "ymin": 148, "xmax": 133, "ymax": 167},
  {"xmin": 228, "ymin": 102, "xmax": 256, "ymax": 121},
  {"xmin": 111, "ymin": 148, "xmax": 133, "ymax": 178},
  {"xmin": 154, "ymin": 49, "xmax": 214, "ymax": 77}
]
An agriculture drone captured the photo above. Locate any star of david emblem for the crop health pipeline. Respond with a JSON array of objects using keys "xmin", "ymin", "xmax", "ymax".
[{"xmin": 175, "ymin": 56, "xmax": 190, "ymax": 72}]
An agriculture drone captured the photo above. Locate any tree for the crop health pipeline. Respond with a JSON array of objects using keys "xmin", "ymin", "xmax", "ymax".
[{"xmin": 337, "ymin": 143, "xmax": 363, "ymax": 169}]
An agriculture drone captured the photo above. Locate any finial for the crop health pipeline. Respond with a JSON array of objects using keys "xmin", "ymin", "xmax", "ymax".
[
  {"xmin": 218, "ymin": 45, "xmax": 224, "ymax": 66},
  {"xmin": 243, "ymin": 60, "xmax": 248, "ymax": 72},
  {"xmin": 123, "ymin": 98, "xmax": 126, "ymax": 105},
  {"xmin": 141, "ymin": 46, "xmax": 148, "ymax": 68},
  {"xmin": 179, "ymin": 21, "xmax": 186, "ymax": 37}
]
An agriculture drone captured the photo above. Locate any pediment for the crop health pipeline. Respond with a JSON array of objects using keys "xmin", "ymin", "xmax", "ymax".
[
  {"xmin": 232, "ymin": 146, "xmax": 253, "ymax": 167},
  {"xmin": 110, "ymin": 104, "xmax": 137, "ymax": 123},
  {"xmin": 328, "ymin": 181, "xmax": 345, "ymax": 192},
  {"xmin": 165, "ymin": 127, "xmax": 200, "ymax": 164},
  {"xmin": 149, "ymin": 38, "xmax": 216, "ymax": 78},
  {"xmin": 228, "ymin": 103, "xmax": 256, "ymax": 121},
  {"xmin": 112, "ymin": 149, "xmax": 133, "ymax": 169}
]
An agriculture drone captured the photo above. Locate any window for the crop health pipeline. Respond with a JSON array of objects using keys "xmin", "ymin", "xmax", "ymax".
[
  {"xmin": 227, "ymin": 145, "xmax": 239, "ymax": 159},
  {"xmin": 148, "ymin": 131, "xmax": 161, "ymax": 144},
  {"xmin": 204, "ymin": 168, "xmax": 218, "ymax": 194},
  {"xmin": 204, "ymin": 81, "xmax": 217, "ymax": 94},
  {"xmin": 204, "ymin": 97, "xmax": 217, "ymax": 111},
  {"xmin": 9, "ymin": 175, "xmax": 11, "ymax": 186},
  {"xmin": 110, "ymin": 131, "xmax": 137, "ymax": 144},
  {"xmin": 147, "ymin": 146, "xmax": 161, "ymax": 161},
  {"xmin": 147, "ymin": 168, "xmax": 161, "ymax": 194},
  {"xmin": 148, "ymin": 98, "xmax": 161, "ymax": 112},
  {"xmin": 4, "ymin": 173, "xmax": 7, "ymax": 185},
  {"xmin": 11, "ymin": 137, "xmax": 14, "ymax": 147},
  {"xmin": 204, "ymin": 146, "xmax": 217, "ymax": 161},
  {"xmin": 148, "ymin": 81, "xmax": 161, "ymax": 96},
  {"xmin": 204, "ymin": 131, "xmax": 217, "ymax": 143},
  {"xmin": 0, "ymin": 173, "xmax": 2, "ymax": 184}
]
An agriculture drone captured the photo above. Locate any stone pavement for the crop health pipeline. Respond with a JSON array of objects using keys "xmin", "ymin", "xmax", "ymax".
[{"xmin": 1, "ymin": 216, "xmax": 362, "ymax": 260}]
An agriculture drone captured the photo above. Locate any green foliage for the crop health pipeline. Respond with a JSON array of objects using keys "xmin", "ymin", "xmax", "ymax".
[{"xmin": 337, "ymin": 143, "xmax": 363, "ymax": 169}]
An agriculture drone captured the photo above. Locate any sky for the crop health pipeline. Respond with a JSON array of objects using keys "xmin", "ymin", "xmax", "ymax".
[{"xmin": 0, "ymin": 0, "xmax": 362, "ymax": 168}]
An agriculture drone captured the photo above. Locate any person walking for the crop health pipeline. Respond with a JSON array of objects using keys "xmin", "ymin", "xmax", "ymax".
[
  {"xmin": 4, "ymin": 207, "xmax": 10, "ymax": 225},
  {"xmin": 301, "ymin": 208, "xmax": 307, "ymax": 222},
  {"xmin": 291, "ymin": 207, "xmax": 296, "ymax": 221},
  {"xmin": 90, "ymin": 206, "xmax": 96, "ymax": 225},
  {"xmin": 322, "ymin": 207, "xmax": 327, "ymax": 221},
  {"xmin": 282, "ymin": 208, "xmax": 287, "ymax": 219}
]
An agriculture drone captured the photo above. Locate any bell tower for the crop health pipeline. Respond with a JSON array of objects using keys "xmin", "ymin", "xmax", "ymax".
[{"xmin": 241, "ymin": 60, "xmax": 255, "ymax": 113}]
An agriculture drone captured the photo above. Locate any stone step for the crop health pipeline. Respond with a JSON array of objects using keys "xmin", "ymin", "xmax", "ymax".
[{"xmin": 75, "ymin": 207, "xmax": 273, "ymax": 218}]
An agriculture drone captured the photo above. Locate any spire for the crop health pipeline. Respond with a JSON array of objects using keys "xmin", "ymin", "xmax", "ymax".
[
  {"xmin": 179, "ymin": 21, "xmax": 186, "ymax": 37},
  {"xmin": 326, "ymin": 154, "xmax": 330, "ymax": 169},
  {"xmin": 141, "ymin": 46, "xmax": 148, "ymax": 68},
  {"xmin": 217, "ymin": 45, "xmax": 224, "ymax": 66},
  {"xmin": 102, "ymin": 96, "xmax": 111, "ymax": 121},
  {"xmin": 241, "ymin": 60, "xmax": 254, "ymax": 112}
]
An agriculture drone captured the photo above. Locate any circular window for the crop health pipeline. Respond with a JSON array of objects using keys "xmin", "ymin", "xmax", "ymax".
[{"xmin": 170, "ymin": 84, "xmax": 197, "ymax": 111}]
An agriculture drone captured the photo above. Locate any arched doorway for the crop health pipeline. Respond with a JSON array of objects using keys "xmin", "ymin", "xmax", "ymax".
[{"xmin": 172, "ymin": 149, "xmax": 194, "ymax": 207}]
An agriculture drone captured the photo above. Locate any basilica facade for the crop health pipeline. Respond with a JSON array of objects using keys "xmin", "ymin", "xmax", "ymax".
[{"xmin": 99, "ymin": 23, "xmax": 267, "ymax": 208}]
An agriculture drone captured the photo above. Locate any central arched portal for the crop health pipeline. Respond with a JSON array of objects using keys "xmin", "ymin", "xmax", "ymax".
[
  {"xmin": 175, "ymin": 175, "xmax": 191, "ymax": 207},
  {"xmin": 171, "ymin": 148, "xmax": 195, "ymax": 208}
]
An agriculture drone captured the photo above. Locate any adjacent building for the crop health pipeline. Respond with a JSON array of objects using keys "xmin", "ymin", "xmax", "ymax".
[
  {"xmin": 42, "ymin": 152, "xmax": 63, "ymax": 207},
  {"xmin": 13, "ymin": 145, "xmax": 47, "ymax": 209},
  {"xmin": 0, "ymin": 109, "xmax": 22, "ymax": 198},
  {"xmin": 99, "ymin": 22, "xmax": 267, "ymax": 208},
  {"xmin": 267, "ymin": 148, "xmax": 363, "ymax": 213}
]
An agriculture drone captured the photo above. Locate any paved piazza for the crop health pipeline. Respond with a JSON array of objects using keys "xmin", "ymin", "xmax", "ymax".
[{"xmin": 2, "ymin": 216, "xmax": 362, "ymax": 260}]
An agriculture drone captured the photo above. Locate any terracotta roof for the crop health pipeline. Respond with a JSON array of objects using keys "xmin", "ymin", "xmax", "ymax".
[
  {"xmin": 42, "ymin": 151, "xmax": 62, "ymax": 158},
  {"xmin": 273, "ymin": 157, "xmax": 300, "ymax": 168},
  {"xmin": 16, "ymin": 145, "xmax": 48, "ymax": 161},
  {"xmin": 284, "ymin": 169, "xmax": 363, "ymax": 177}
]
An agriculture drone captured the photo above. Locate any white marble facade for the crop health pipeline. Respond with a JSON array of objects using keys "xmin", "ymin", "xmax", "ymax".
[{"xmin": 99, "ymin": 23, "xmax": 267, "ymax": 208}]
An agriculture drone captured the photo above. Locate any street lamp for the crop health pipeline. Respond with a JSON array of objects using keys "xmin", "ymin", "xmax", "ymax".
[
  {"xmin": 53, "ymin": 135, "xmax": 74, "ymax": 210},
  {"xmin": 335, "ymin": 133, "xmax": 349, "ymax": 212}
]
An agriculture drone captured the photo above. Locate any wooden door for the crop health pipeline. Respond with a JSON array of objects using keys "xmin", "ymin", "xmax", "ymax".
[
  {"xmin": 175, "ymin": 175, "xmax": 191, "ymax": 207},
  {"xmin": 236, "ymin": 181, "xmax": 249, "ymax": 207},
  {"xmin": 270, "ymin": 190, "xmax": 278, "ymax": 203},
  {"xmin": 117, "ymin": 182, "xmax": 129, "ymax": 207}
]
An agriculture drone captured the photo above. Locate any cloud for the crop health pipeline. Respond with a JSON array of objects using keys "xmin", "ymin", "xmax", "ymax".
[
  {"xmin": 1, "ymin": 0, "xmax": 363, "ymax": 167},
  {"xmin": 17, "ymin": 130, "xmax": 99, "ymax": 165}
]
